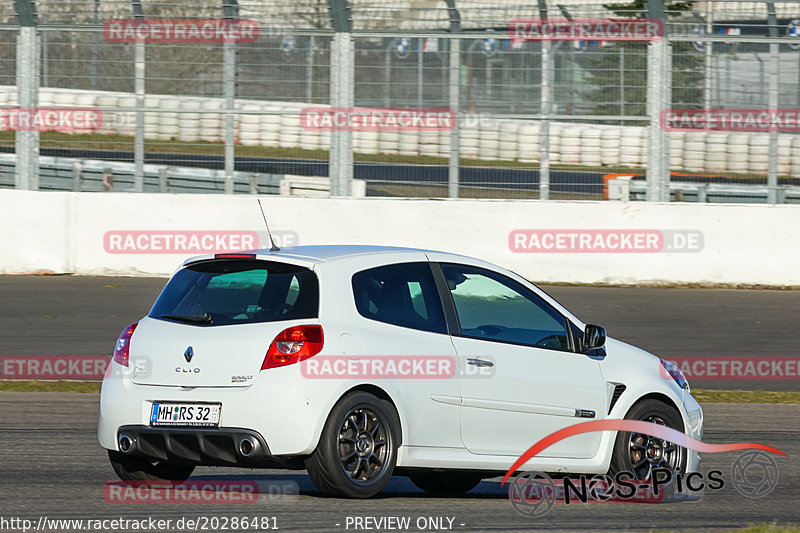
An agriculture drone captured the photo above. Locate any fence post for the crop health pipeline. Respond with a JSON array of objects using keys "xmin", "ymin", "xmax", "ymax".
[
  {"xmin": 661, "ymin": 42, "xmax": 672, "ymax": 202},
  {"xmin": 223, "ymin": 39, "xmax": 236, "ymax": 194},
  {"xmin": 448, "ymin": 38, "xmax": 461, "ymax": 198},
  {"xmin": 537, "ymin": 0, "xmax": 551, "ymax": 200},
  {"xmin": 383, "ymin": 40, "xmax": 392, "ymax": 108},
  {"xmin": 766, "ymin": 3, "xmax": 779, "ymax": 204},
  {"xmin": 646, "ymin": 0, "xmax": 668, "ymax": 202},
  {"xmin": 702, "ymin": 3, "xmax": 713, "ymax": 113},
  {"xmin": 329, "ymin": 0, "xmax": 354, "ymax": 197},
  {"xmin": 445, "ymin": 0, "xmax": 461, "ymax": 199},
  {"xmin": 14, "ymin": 0, "xmax": 40, "ymax": 191},
  {"xmin": 306, "ymin": 36, "xmax": 315, "ymax": 103},
  {"xmin": 223, "ymin": 0, "xmax": 239, "ymax": 195},
  {"xmin": 538, "ymin": 40, "xmax": 552, "ymax": 200},
  {"xmin": 132, "ymin": 1, "xmax": 144, "ymax": 192}
]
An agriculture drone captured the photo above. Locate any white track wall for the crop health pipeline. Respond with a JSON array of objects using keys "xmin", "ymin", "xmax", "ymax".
[{"xmin": 1, "ymin": 190, "xmax": 798, "ymax": 285}]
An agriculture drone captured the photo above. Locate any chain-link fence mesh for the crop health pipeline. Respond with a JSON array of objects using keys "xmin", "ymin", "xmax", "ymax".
[{"xmin": 1, "ymin": 1, "xmax": 800, "ymax": 200}]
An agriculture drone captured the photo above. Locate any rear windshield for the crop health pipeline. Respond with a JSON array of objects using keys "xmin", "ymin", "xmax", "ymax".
[{"xmin": 149, "ymin": 260, "xmax": 318, "ymax": 326}]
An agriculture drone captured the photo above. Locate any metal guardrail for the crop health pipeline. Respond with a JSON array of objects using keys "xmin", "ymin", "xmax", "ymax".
[
  {"xmin": 0, "ymin": 154, "xmax": 284, "ymax": 194},
  {"xmin": 613, "ymin": 177, "xmax": 800, "ymax": 204}
]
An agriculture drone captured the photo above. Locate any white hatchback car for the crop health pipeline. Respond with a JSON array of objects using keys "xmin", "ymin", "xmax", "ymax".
[{"xmin": 99, "ymin": 245, "xmax": 703, "ymax": 498}]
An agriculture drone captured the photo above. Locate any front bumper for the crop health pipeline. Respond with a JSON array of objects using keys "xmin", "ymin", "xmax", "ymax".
[{"xmin": 682, "ymin": 389, "xmax": 704, "ymax": 473}]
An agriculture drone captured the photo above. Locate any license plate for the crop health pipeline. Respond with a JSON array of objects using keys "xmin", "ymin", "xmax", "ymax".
[{"xmin": 150, "ymin": 402, "xmax": 221, "ymax": 427}]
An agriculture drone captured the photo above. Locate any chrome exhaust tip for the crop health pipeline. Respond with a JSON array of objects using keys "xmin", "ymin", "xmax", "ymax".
[
  {"xmin": 118, "ymin": 434, "xmax": 134, "ymax": 453},
  {"xmin": 238, "ymin": 437, "xmax": 255, "ymax": 457}
]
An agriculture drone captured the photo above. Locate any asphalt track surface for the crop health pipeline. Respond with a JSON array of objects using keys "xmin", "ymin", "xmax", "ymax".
[
  {"xmin": 1, "ymin": 276, "xmax": 798, "ymax": 391},
  {"xmin": 0, "ymin": 395, "xmax": 797, "ymax": 532},
  {"xmin": 0, "ymin": 277, "xmax": 799, "ymax": 531}
]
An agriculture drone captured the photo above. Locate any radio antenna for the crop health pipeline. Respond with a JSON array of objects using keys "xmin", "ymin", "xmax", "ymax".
[{"xmin": 257, "ymin": 199, "xmax": 280, "ymax": 252}]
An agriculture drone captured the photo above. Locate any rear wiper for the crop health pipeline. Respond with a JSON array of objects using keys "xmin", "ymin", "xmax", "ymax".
[{"xmin": 160, "ymin": 313, "xmax": 213, "ymax": 324}]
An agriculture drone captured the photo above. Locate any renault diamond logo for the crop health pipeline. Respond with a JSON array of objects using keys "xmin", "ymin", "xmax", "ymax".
[{"xmin": 184, "ymin": 346, "xmax": 194, "ymax": 363}]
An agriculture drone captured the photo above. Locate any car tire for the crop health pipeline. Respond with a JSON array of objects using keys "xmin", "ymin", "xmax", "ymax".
[
  {"xmin": 305, "ymin": 392, "xmax": 400, "ymax": 498},
  {"xmin": 409, "ymin": 470, "xmax": 483, "ymax": 494},
  {"xmin": 108, "ymin": 450, "xmax": 194, "ymax": 485},
  {"xmin": 609, "ymin": 399, "xmax": 686, "ymax": 481}
]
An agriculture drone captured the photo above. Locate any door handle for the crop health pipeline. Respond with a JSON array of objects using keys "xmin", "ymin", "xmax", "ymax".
[{"xmin": 466, "ymin": 358, "xmax": 494, "ymax": 368}]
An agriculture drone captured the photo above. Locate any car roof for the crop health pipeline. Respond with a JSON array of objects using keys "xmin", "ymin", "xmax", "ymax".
[
  {"xmin": 183, "ymin": 244, "xmax": 470, "ymax": 267},
  {"xmin": 253, "ymin": 244, "xmax": 450, "ymax": 262}
]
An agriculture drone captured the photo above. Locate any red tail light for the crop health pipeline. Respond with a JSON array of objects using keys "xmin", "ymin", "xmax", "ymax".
[
  {"xmin": 113, "ymin": 323, "xmax": 138, "ymax": 367},
  {"xmin": 263, "ymin": 325, "xmax": 324, "ymax": 370}
]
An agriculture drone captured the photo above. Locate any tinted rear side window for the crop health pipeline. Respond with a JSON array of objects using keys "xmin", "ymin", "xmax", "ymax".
[
  {"xmin": 352, "ymin": 262, "xmax": 446, "ymax": 334},
  {"xmin": 150, "ymin": 260, "xmax": 318, "ymax": 326}
]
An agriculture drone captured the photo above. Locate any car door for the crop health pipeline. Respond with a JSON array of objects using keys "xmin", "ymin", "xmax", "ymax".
[
  {"xmin": 326, "ymin": 257, "xmax": 463, "ymax": 449},
  {"xmin": 436, "ymin": 262, "xmax": 607, "ymax": 459}
]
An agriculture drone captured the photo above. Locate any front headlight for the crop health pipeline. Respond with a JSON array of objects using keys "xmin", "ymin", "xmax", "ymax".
[{"xmin": 660, "ymin": 358, "xmax": 690, "ymax": 392}]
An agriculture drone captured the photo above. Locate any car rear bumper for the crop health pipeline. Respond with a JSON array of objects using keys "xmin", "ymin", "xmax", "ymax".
[
  {"xmin": 116, "ymin": 425, "xmax": 279, "ymax": 467},
  {"xmin": 98, "ymin": 359, "xmax": 340, "ymax": 457}
]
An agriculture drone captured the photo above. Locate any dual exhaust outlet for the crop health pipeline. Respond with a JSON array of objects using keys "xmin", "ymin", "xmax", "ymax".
[{"xmin": 118, "ymin": 433, "xmax": 257, "ymax": 458}]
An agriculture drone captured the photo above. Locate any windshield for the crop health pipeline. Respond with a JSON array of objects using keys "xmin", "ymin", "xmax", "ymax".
[{"xmin": 149, "ymin": 259, "xmax": 319, "ymax": 326}]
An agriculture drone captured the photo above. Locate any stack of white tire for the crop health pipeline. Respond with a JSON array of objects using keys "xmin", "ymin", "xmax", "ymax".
[
  {"xmin": 726, "ymin": 134, "xmax": 750, "ymax": 172},
  {"xmin": 547, "ymin": 123, "xmax": 562, "ymax": 164},
  {"xmin": 516, "ymin": 122, "xmax": 540, "ymax": 163},
  {"xmin": 397, "ymin": 131, "xmax": 419, "ymax": 156},
  {"xmin": 559, "ymin": 127, "xmax": 582, "ymax": 165},
  {"xmin": 601, "ymin": 127, "xmax": 622, "ymax": 166},
  {"xmin": 497, "ymin": 121, "xmax": 519, "ymax": 161},
  {"xmin": 682, "ymin": 132, "xmax": 705, "ymax": 172},
  {"xmin": 619, "ymin": 126, "xmax": 645, "ymax": 167},
  {"xmin": 198, "ymin": 99, "xmax": 223, "ymax": 143},
  {"xmin": 278, "ymin": 104, "xmax": 303, "ymax": 149},
  {"xmin": 777, "ymin": 134, "xmax": 793, "ymax": 175},
  {"xmin": 459, "ymin": 122, "xmax": 480, "ymax": 159},
  {"xmin": 178, "ymin": 99, "xmax": 202, "ymax": 142},
  {"xmin": 437, "ymin": 129, "xmax": 451, "ymax": 158},
  {"xmin": 748, "ymin": 134, "xmax": 770, "ymax": 174},
  {"xmin": 237, "ymin": 102, "xmax": 261, "ymax": 146},
  {"xmin": 580, "ymin": 128, "xmax": 603, "ymax": 167},
  {"xmin": 259, "ymin": 103, "xmax": 282, "ymax": 149},
  {"xmin": 158, "ymin": 98, "xmax": 180, "ymax": 140},
  {"xmin": 704, "ymin": 132, "xmax": 728, "ymax": 172},
  {"xmin": 377, "ymin": 130, "xmax": 400, "ymax": 155},
  {"xmin": 73, "ymin": 92, "xmax": 98, "ymax": 135},
  {"xmin": 477, "ymin": 120, "xmax": 500, "ymax": 160},
  {"xmin": 669, "ymin": 131, "xmax": 684, "ymax": 169},
  {"xmin": 792, "ymin": 136, "xmax": 800, "ymax": 177},
  {"xmin": 116, "ymin": 96, "xmax": 137, "ymax": 137}
]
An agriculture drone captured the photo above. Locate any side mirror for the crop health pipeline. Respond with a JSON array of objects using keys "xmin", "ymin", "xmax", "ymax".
[{"xmin": 582, "ymin": 324, "xmax": 606, "ymax": 352}]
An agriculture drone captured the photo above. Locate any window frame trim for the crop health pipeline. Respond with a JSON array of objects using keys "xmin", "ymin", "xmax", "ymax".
[
  {"xmin": 148, "ymin": 259, "xmax": 320, "ymax": 327},
  {"xmin": 350, "ymin": 261, "xmax": 449, "ymax": 335},
  {"xmin": 432, "ymin": 261, "xmax": 579, "ymax": 353}
]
